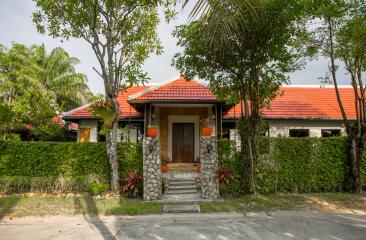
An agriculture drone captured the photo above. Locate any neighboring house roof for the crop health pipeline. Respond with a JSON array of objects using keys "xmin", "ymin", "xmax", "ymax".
[
  {"xmin": 225, "ymin": 87, "xmax": 356, "ymax": 120},
  {"xmin": 128, "ymin": 77, "xmax": 219, "ymax": 103},
  {"xmin": 62, "ymin": 86, "xmax": 150, "ymax": 120},
  {"xmin": 64, "ymin": 77, "xmax": 357, "ymax": 122},
  {"xmin": 53, "ymin": 115, "xmax": 78, "ymax": 131}
]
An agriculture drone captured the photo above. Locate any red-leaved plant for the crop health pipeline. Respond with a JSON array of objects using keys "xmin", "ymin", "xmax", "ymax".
[
  {"xmin": 121, "ymin": 170, "xmax": 141, "ymax": 198},
  {"xmin": 215, "ymin": 166, "xmax": 231, "ymax": 185}
]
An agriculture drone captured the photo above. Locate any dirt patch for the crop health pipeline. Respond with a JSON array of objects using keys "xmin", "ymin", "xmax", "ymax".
[{"xmin": 306, "ymin": 195, "xmax": 366, "ymax": 214}]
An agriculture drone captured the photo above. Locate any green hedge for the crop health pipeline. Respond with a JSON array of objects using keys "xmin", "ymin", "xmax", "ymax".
[
  {"xmin": 0, "ymin": 141, "xmax": 142, "ymax": 194},
  {"xmin": 218, "ymin": 137, "xmax": 365, "ymax": 195}
]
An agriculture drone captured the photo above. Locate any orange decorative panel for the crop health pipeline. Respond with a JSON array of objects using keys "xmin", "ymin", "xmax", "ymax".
[{"xmin": 79, "ymin": 128, "xmax": 90, "ymax": 142}]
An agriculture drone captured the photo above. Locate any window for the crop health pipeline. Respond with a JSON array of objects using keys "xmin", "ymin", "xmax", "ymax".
[
  {"xmin": 79, "ymin": 128, "xmax": 90, "ymax": 142},
  {"xmin": 118, "ymin": 122, "xmax": 144, "ymax": 142},
  {"xmin": 321, "ymin": 129, "xmax": 341, "ymax": 137},
  {"xmin": 289, "ymin": 129, "xmax": 309, "ymax": 137},
  {"xmin": 222, "ymin": 122, "xmax": 236, "ymax": 139}
]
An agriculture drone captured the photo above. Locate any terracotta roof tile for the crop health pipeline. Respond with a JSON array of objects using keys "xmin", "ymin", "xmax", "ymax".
[
  {"xmin": 128, "ymin": 77, "xmax": 218, "ymax": 103},
  {"xmin": 63, "ymin": 86, "xmax": 150, "ymax": 120},
  {"xmin": 225, "ymin": 87, "xmax": 357, "ymax": 120}
]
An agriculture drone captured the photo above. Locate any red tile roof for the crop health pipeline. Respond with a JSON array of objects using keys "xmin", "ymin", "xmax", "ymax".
[
  {"xmin": 63, "ymin": 86, "xmax": 150, "ymax": 120},
  {"xmin": 128, "ymin": 77, "xmax": 218, "ymax": 103},
  {"xmin": 225, "ymin": 87, "xmax": 357, "ymax": 120},
  {"xmin": 64, "ymin": 77, "xmax": 357, "ymax": 122}
]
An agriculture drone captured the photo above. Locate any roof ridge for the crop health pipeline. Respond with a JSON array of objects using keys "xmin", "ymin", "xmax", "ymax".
[
  {"xmin": 283, "ymin": 85, "xmax": 352, "ymax": 88},
  {"xmin": 128, "ymin": 76, "xmax": 182, "ymax": 101},
  {"xmin": 62, "ymin": 102, "xmax": 94, "ymax": 118}
]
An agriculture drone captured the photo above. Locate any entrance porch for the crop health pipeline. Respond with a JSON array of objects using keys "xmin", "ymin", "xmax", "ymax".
[
  {"xmin": 140, "ymin": 104, "xmax": 221, "ymax": 201},
  {"xmin": 146, "ymin": 104, "xmax": 222, "ymax": 170}
]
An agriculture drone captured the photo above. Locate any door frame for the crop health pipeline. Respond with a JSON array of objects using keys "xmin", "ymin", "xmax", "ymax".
[{"xmin": 168, "ymin": 115, "xmax": 200, "ymax": 161}]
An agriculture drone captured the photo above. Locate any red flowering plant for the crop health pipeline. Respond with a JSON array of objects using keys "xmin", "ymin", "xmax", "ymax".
[
  {"xmin": 121, "ymin": 169, "xmax": 142, "ymax": 198},
  {"xmin": 215, "ymin": 166, "xmax": 231, "ymax": 185},
  {"xmin": 194, "ymin": 157, "xmax": 200, "ymax": 165}
]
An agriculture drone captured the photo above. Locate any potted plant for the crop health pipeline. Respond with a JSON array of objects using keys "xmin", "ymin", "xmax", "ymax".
[
  {"xmin": 200, "ymin": 118, "xmax": 212, "ymax": 136},
  {"xmin": 148, "ymin": 124, "xmax": 158, "ymax": 137},
  {"xmin": 161, "ymin": 159, "xmax": 169, "ymax": 173}
]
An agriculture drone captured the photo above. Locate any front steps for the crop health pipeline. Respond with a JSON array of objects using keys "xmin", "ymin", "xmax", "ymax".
[
  {"xmin": 166, "ymin": 178, "xmax": 198, "ymax": 195},
  {"xmin": 163, "ymin": 177, "xmax": 201, "ymax": 213}
]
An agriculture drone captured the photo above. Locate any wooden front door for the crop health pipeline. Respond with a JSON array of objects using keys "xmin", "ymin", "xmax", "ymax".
[{"xmin": 172, "ymin": 123, "xmax": 194, "ymax": 163}]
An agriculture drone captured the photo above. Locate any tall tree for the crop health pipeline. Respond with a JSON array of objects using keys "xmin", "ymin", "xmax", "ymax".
[
  {"xmin": 304, "ymin": 0, "xmax": 366, "ymax": 193},
  {"xmin": 0, "ymin": 43, "xmax": 93, "ymax": 139},
  {"xmin": 31, "ymin": 44, "xmax": 91, "ymax": 110},
  {"xmin": 174, "ymin": 0, "xmax": 303, "ymax": 193},
  {"xmin": 33, "ymin": 0, "xmax": 173, "ymax": 192}
]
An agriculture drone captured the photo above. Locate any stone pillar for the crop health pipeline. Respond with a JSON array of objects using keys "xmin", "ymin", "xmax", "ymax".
[
  {"xmin": 200, "ymin": 136, "xmax": 219, "ymax": 199},
  {"xmin": 143, "ymin": 137, "xmax": 162, "ymax": 200}
]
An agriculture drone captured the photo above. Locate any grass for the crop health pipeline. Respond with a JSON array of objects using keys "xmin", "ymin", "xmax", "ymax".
[
  {"xmin": 1, "ymin": 193, "xmax": 365, "ymax": 218},
  {"xmin": 0, "ymin": 194, "xmax": 163, "ymax": 217},
  {"xmin": 200, "ymin": 194, "xmax": 305, "ymax": 213},
  {"xmin": 200, "ymin": 193, "xmax": 366, "ymax": 213}
]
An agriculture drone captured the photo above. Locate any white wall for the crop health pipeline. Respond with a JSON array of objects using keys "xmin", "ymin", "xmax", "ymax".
[
  {"xmin": 228, "ymin": 119, "xmax": 348, "ymax": 148},
  {"xmin": 267, "ymin": 119, "xmax": 347, "ymax": 137},
  {"xmin": 77, "ymin": 120, "xmax": 98, "ymax": 142}
]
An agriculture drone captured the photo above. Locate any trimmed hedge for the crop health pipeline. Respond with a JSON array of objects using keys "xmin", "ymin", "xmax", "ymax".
[
  {"xmin": 218, "ymin": 137, "xmax": 365, "ymax": 195},
  {"xmin": 0, "ymin": 141, "xmax": 142, "ymax": 194}
]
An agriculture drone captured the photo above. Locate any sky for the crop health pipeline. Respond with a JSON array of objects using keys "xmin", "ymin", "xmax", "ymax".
[{"xmin": 0, "ymin": 0, "xmax": 352, "ymax": 95}]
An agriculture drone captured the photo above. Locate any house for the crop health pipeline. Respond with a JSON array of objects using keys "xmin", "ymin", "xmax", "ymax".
[
  {"xmin": 63, "ymin": 76, "xmax": 355, "ymax": 144},
  {"xmin": 63, "ymin": 76, "xmax": 356, "ymax": 200}
]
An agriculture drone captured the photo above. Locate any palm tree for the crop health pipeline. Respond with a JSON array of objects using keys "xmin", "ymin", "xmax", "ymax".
[
  {"xmin": 183, "ymin": 0, "xmax": 258, "ymax": 45},
  {"xmin": 31, "ymin": 44, "xmax": 91, "ymax": 110}
]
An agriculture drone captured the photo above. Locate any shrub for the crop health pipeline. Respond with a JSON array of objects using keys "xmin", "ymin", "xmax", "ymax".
[
  {"xmin": 217, "ymin": 139, "xmax": 244, "ymax": 196},
  {"xmin": 0, "ymin": 176, "xmax": 91, "ymax": 194},
  {"xmin": 31, "ymin": 122, "xmax": 70, "ymax": 141},
  {"xmin": 218, "ymin": 137, "xmax": 366, "ymax": 195},
  {"xmin": 86, "ymin": 182, "xmax": 110, "ymax": 196},
  {"xmin": 0, "ymin": 141, "xmax": 142, "ymax": 194}
]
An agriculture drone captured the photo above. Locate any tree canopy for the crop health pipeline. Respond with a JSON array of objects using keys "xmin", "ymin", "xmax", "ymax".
[{"xmin": 0, "ymin": 43, "xmax": 92, "ymax": 140}]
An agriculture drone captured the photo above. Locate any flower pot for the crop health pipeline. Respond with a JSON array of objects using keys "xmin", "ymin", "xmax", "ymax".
[
  {"xmin": 161, "ymin": 165, "xmax": 169, "ymax": 173},
  {"xmin": 148, "ymin": 128, "xmax": 158, "ymax": 137},
  {"xmin": 201, "ymin": 127, "xmax": 213, "ymax": 136}
]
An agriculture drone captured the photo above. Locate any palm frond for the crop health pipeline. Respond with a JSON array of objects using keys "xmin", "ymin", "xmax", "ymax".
[{"xmin": 183, "ymin": 0, "xmax": 260, "ymax": 46}]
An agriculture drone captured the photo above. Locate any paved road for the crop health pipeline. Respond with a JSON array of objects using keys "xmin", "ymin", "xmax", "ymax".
[{"xmin": 1, "ymin": 211, "xmax": 366, "ymax": 240}]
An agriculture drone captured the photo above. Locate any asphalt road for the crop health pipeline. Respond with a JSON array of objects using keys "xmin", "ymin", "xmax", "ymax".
[{"xmin": 1, "ymin": 211, "xmax": 366, "ymax": 240}]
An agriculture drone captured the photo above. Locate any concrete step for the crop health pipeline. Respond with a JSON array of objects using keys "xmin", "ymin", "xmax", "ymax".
[
  {"xmin": 169, "ymin": 185, "xmax": 197, "ymax": 191},
  {"xmin": 167, "ymin": 189, "xmax": 198, "ymax": 194},
  {"xmin": 164, "ymin": 172, "xmax": 198, "ymax": 179},
  {"xmin": 161, "ymin": 193, "xmax": 216, "ymax": 203},
  {"xmin": 163, "ymin": 204, "xmax": 200, "ymax": 213},
  {"xmin": 169, "ymin": 181, "xmax": 196, "ymax": 186},
  {"xmin": 171, "ymin": 178, "xmax": 195, "ymax": 182}
]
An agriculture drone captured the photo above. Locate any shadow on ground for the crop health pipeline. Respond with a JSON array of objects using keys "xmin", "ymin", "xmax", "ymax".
[
  {"xmin": 74, "ymin": 194, "xmax": 117, "ymax": 240},
  {"xmin": 0, "ymin": 196, "xmax": 20, "ymax": 220}
]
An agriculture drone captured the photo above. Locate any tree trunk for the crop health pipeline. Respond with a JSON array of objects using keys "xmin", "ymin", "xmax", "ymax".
[
  {"xmin": 106, "ymin": 100, "xmax": 120, "ymax": 193},
  {"xmin": 349, "ymin": 128, "xmax": 363, "ymax": 193},
  {"xmin": 238, "ymin": 117, "xmax": 256, "ymax": 194}
]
